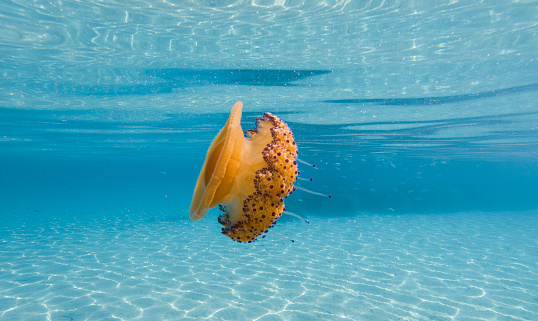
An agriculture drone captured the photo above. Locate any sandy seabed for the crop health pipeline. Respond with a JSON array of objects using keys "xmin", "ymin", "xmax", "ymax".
[{"xmin": 0, "ymin": 210, "xmax": 536, "ymax": 321}]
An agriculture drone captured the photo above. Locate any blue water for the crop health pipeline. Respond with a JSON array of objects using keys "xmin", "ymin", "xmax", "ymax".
[{"xmin": 1, "ymin": 1, "xmax": 537, "ymax": 320}]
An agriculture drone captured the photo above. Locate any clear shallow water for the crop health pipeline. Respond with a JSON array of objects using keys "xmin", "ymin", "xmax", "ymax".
[{"xmin": 1, "ymin": 0, "xmax": 537, "ymax": 320}]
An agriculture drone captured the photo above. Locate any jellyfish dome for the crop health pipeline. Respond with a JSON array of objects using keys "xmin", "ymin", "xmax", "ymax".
[{"xmin": 189, "ymin": 101, "xmax": 298, "ymax": 243}]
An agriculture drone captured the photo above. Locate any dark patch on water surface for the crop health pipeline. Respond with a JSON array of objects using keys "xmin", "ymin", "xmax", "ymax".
[
  {"xmin": 146, "ymin": 68, "xmax": 332, "ymax": 87},
  {"xmin": 324, "ymin": 83, "xmax": 538, "ymax": 105},
  {"xmin": 50, "ymin": 68, "xmax": 332, "ymax": 96}
]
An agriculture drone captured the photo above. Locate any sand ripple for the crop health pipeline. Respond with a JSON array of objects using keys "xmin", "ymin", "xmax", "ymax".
[{"xmin": 0, "ymin": 211, "xmax": 536, "ymax": 320}]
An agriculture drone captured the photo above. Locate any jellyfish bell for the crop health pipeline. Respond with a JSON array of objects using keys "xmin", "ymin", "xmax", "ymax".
[{"xmin": 189, "ymin": 101, "xmax": 299, "ymax": 243}]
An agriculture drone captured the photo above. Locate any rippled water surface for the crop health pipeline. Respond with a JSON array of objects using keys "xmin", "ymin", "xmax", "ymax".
[{"xmin": 1, "ymin": 1, "xmax": 537, "ymax": 320}]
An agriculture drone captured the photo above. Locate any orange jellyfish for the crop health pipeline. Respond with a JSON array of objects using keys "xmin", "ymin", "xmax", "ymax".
[{"xmin": 189, "ymin": 101, "xmax": 299, "ymax": 243}]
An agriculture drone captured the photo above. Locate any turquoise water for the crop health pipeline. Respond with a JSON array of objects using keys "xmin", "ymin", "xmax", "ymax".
[{"xmin": 1, "ymin": 1, "xmax": 537, "ymax": 320}]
